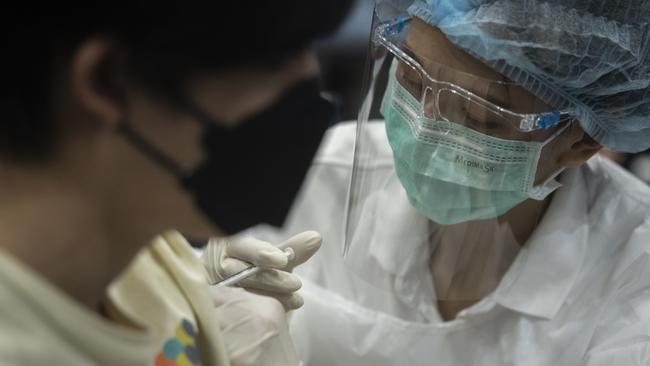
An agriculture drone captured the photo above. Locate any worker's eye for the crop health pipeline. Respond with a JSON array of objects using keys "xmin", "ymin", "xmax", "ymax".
[
  {"xmin": 401, "ymin": 76, "xmax": 422, "ymax": 90},
  {"xmin": 463, "ymin": 105, "xmax": 511, "ymax": 136},
  {"xmin": 397, "ymin": 66, "xmax": 423, "ymax": 98}
]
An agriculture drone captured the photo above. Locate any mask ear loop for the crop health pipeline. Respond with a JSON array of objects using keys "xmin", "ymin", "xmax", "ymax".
[
  {"xmin": 116, "ymin": 81, "xmax": 220, "ymax": 182},
  {"xmin": 528, "ymin": 119, "xmax": 575, "ymax": 199},
  {"xmin": 117, "ymin": 122, "xmax": 188, "ymax": 179}
]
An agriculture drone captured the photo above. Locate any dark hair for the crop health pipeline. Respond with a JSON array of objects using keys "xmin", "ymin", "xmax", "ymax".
[{"xmin": 1, "ymin": 2, "xmax": 353, "ymax": 161}]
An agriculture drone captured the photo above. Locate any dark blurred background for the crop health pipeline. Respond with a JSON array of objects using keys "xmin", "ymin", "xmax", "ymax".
[{"xmin": 315, "ymin": 0, "xmax": 373, "ymax": 122}]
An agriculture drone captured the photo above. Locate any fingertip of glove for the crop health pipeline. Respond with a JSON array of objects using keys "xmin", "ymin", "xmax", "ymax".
[
  {"xmin": 288, "ymin": 293, "xmax": 305, "ymax": 310},
  {"xmin": 287, "ymin": 231, "xmax": 322, "ymax": 252},
  {"xmin": 303, "ymin": 231, "xmax": 322, "ymax": 251},
  {"xmin": 259, "ymin": 249, "xmax": 290, "ymax": 267}
]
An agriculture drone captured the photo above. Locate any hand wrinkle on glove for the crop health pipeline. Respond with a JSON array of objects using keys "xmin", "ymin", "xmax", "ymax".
[{"xmin": 212, "ymin": 286, "xmax": 299, "ymax": 366}]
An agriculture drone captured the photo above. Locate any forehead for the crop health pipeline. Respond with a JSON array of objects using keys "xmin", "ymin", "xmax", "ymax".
[
  {"xmin": 405, "ymin": 18, "xmax": 507, "ymax": 82},
  {"xmin": 403, "ymin": 18, "xmax": 551, "ymax": 114}
]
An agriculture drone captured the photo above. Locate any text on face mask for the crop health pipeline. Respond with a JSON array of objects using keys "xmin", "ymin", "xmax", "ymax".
[{"xmin": 454, "ymin": 155, "xmax": 496, "ymax": 173}]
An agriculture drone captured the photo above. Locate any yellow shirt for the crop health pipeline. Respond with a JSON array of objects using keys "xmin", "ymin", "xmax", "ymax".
[
  {"xmin": 0, "ymin": 249, "xmax": 155, "ymax": 365},
  {"xmin": 107, "ymin": 231, "xmax": 230, "ymax": 366}
]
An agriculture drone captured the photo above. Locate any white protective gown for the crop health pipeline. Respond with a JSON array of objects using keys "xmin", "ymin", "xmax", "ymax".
[{"xmin": 249, "ymin": 121, "xmax": 650, "ymax": 366}]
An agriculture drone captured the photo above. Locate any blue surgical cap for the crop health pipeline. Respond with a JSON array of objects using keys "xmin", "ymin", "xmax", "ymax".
[{"xmin": 407, "ymin": 0, "xmax": 650, "ymax": 152}]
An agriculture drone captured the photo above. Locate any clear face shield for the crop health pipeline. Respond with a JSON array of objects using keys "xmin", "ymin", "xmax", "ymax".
[{"xmin": 342, "ymin": 2, "xmax": 574, "ymax": 315}]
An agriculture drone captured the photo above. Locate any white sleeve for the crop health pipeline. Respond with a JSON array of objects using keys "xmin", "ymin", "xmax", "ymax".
[
  {"xmin": 583, "ymin": 342, "xmax": 650, "ymax": 365},
  {"xmin": 583, "ymin": 220, "xmax": 650, "ymax": 366}
]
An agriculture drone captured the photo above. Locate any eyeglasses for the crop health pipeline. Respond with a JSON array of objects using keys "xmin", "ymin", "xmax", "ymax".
[{"xmin": 374, "ymin": 16, "xmax": 572, "ymax": 139}]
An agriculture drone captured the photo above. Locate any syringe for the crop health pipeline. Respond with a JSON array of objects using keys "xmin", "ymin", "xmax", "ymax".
[{"xmin": 216, "ymin": 247, "xmax": 296, "ymax": 287}]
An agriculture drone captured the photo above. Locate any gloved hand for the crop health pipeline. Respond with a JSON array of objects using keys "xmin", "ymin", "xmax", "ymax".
[
  {"xmin": 202, "ymin": 231, "xmax": 322, "ymax": 310},
  {"xmin": 212, "ymin": 285, "xmax": 303, "ymax": 366}
]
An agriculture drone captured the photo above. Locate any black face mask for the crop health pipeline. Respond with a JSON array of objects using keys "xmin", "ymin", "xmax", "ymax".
[{"xmin": 119, "ymin": 78, "xmax": 335, "ymax": 235}]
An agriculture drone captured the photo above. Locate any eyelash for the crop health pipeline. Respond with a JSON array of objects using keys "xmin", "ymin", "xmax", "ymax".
[
  {"xmin": 405, "ymin": 78, "xmax": 421, "ymax": 90},
  {"xmin": 463, "ymin": 106, "xmax": 505, "ymax": 131},
  {"xmin": 399, "ymin": 73, "xmax": 422, "ymax": 89}
]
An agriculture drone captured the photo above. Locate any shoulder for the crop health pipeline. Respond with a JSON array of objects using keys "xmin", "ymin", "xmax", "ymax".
[
  {"xmin": 583, "ymin": 156, "xmax": 650, "ymax": 211},
  {"xmin": 0, "ymin": 304, "xmax": 67, "ymax": 365},
  {"xmin": 580, "ymin": 156, "xmax": 650, "ymax": 287},
  {"xmin": 578, "ymin": 156, "xmax": 650, "ymax": 255},
  {"xmin": 286, "ymin": 120, "xmax": 394, "ymax": 214},
  {"xmin": 580, "ymin": 158, "xmax": 650, "ymax": 361},
  {"xmin": 296, "ymin": 120, "xmax": 394, "ymax": 199},
  {"xmin": 313, "ymin": 120, "xmax": 393, "ymax": 168}
]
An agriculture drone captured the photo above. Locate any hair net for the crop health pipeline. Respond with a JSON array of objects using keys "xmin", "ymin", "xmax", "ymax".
[{"xmin": 407, "ymin": 0, "xmax": 650, "ymax": 153}]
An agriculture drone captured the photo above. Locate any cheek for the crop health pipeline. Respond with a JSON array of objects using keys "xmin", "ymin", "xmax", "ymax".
[
  {"xmin": 155, "ymin": 115, "xmax": 205, "ymax": 170},
  {"xmin": 110, "ymin": 117, "xmax": 216, "ymax": 240},
  {"xmin": 195, "ymin": 88, "xmax": 267, "ymax": 126},
  {"xmin": 129, "ymin": 96, "xmax": 206, "ymax": 171},
  {"xmin": 190, "ymin": 74, "xmax": 297, "ymax": 127}
]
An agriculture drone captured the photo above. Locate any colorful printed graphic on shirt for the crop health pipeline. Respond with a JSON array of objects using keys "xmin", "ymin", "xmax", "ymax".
[{"xmin": 155, "ymin": 318, "xmax": 201, "ymax": 366}]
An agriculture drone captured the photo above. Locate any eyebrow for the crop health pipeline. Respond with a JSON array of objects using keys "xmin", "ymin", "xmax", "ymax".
[{"xmin": 482, "ymin": 83, "xmax": 515, "ymax": 110}]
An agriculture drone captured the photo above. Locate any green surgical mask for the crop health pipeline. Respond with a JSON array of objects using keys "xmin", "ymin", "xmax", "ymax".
[{"xmin": 381, "ymin": 67, "xmax": 569, "ymax": 225}]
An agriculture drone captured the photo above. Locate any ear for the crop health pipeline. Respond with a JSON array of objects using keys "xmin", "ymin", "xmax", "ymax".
[
  {"xmin": 557, "ymin": 121, "xmax": 603, "ymax": 168},
  {"xmin": 71, "ymin": 37, "xmax": 125, "ymax": 127}
]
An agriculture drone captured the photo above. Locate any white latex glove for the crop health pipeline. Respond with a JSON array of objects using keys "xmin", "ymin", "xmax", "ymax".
[
  {"xmin": 212, "ymin": 286, "xmax": 302, "ymax": 366},
  {"xmin": 202, "ymin": 231, "xmax": 322, "ymax": 310}
]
